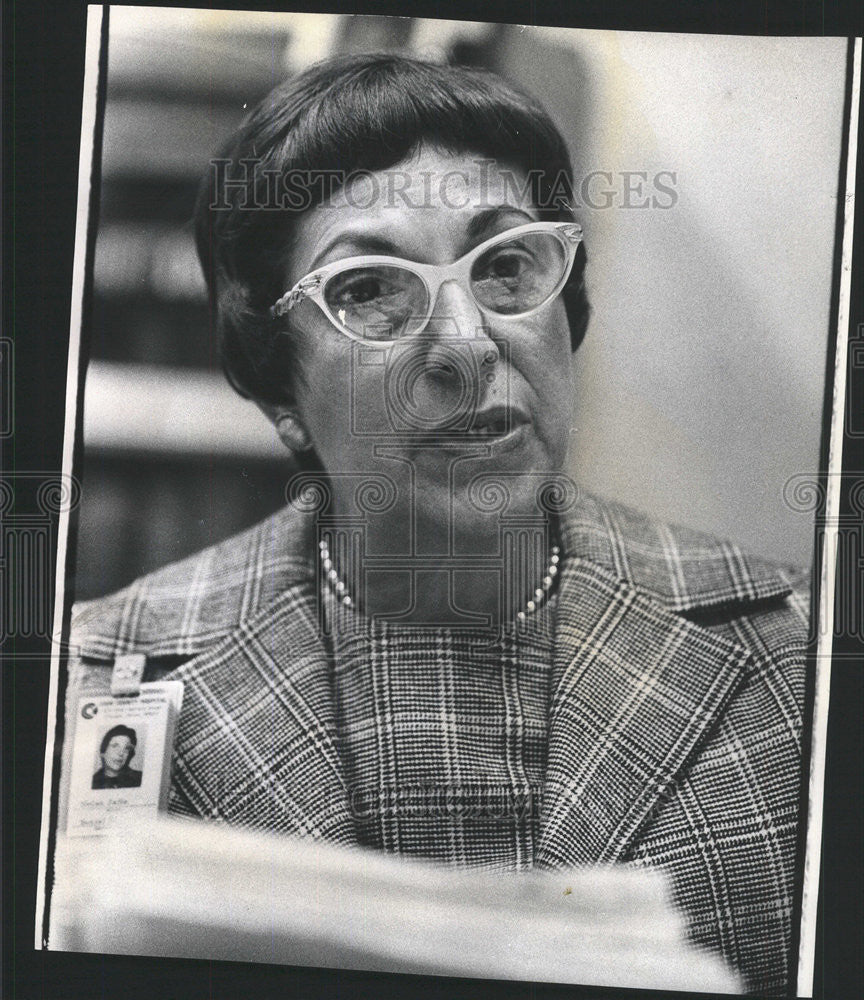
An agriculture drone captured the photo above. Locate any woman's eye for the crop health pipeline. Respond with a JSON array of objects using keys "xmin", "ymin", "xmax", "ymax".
[
  {"xmin": 477, "ymin": 248, "xmax": 532, "ymax": 283},
  {"xmin": 328, "ymin": 270, "xmax": 409, "ymax": 309},
  {"xmin": 339, "ymin": 276, "xmax": 385, "ymax": 304},
  {"xmin": 489, "ymin": 253, "xmax": 525, "ymax": 278}
]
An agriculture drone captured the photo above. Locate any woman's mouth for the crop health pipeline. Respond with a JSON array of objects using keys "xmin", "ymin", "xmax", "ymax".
[
  {"xmin": 414, "ymin": 406, "xmax": 531, "ymax": 453},
  {"xmin": 468, "ymin": 417, "xmax": 510, "ymax": 437},
  {"xmin": 465, "ymin": 404, "xmax": 530, "ymax": 440}
]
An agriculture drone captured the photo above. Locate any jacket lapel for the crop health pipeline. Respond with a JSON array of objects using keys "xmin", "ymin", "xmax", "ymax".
[
  {"xmin": 536, "ymin": 496, "xmax": 773, "ymax": 869},
  {"xmin": 163, "ymin": 543, "xmax": 357, "ymax": 845}
]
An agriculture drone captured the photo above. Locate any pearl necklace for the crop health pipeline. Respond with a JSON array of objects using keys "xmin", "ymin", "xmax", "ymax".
[{"xmin": 318, "ymin": 540, "xmax": 561, "ymax": 620}]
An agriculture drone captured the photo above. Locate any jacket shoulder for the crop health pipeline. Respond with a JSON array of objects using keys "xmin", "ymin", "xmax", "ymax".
[
  {"xmin": 71, "ymin": 505, "xmax": 314, "ymax": 660},
  {"xmin": 562, "ymin": 490, "xmax": 810, "ymax": 615}
]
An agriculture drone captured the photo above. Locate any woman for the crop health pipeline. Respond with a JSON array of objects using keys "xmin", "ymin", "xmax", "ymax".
[
  {"xmin": 69, "ymin": 54, "xmax": 808, "ymax": 994},
  {"xmin": 91, "ymin": 725, "xmax": 142, "ymax": 790}
]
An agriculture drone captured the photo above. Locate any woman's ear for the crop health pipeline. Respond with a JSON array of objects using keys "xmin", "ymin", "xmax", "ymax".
[
  {"xmin": 276, "ymin": 411, "xmax": 312, "ymax": 453},
  {"xmin": 257, "ymin": 401, "xmax": 312, "ymax": 454}
]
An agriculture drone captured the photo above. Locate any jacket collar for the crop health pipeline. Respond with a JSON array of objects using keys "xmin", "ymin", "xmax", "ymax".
[
  {"xmin": 73, "ymin": 505, "xmax": 317, "ymax": 661},
  {"xmin": 557, "ymin": 490, "xmax": 791, "ymax": 614}
]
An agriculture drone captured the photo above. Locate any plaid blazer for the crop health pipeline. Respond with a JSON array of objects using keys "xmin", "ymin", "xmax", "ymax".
[{"xmin": 66, "ymin": 491, "xmax": 810, "ymax": 995}]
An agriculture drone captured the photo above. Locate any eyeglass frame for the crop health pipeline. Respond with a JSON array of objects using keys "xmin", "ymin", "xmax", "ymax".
[{"xmin": 269, "ymin": 220, "xmax": 584, "ymax": 345}]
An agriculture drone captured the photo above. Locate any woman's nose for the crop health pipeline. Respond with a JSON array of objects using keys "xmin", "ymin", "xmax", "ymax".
[
  {"xmin": 405, "ymin": 280, "xmax": 500, "ymax": 426},
  {"xmin": 425, "ymin": 279, "xmax": 486, "ymax": 341},
  {"xmin": 423, "ymin": 279, "xmax": 500, "ymax": 367},
  {"xmin": 422, "ymin": 281, "xmax": 501, "ymax": 406}
]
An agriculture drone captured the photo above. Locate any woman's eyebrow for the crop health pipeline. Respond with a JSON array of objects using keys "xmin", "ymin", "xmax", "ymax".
[
  {"xmin": 310, "ymin": 232, "xmax": 399, "ymax": 269},
  {"xmin": 309, "ymin": 205, "xmax": 536, "ymax": 270},
  {"xmin": 466, "ymin": 206, "xmax": 536, "ymax": 242}
]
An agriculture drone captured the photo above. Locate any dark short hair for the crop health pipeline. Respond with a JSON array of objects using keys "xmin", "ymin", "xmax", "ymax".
[
  {"xmin": 195, "ymin": 53, "xmax": 589, "ymax": 417},
  {"xmin": 100, "ymin": 724, "xmax": 137, "ymax": 755}
]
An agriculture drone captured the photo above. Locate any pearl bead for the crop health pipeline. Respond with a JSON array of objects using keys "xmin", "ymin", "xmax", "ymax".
[{"xmin": 321, "ymin": 543, "xmax": 562, "ymax": 620}]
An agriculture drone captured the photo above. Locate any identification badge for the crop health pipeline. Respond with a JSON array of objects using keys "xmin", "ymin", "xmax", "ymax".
[{"xmin": 65, "ymin": 681, "xmax": 184, "ymax": 837}]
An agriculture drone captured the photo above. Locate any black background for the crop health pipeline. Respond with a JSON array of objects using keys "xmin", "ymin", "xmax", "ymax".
[{"xmin": 3, "ymin": 3, "xmax": 863, "ymax": 999}]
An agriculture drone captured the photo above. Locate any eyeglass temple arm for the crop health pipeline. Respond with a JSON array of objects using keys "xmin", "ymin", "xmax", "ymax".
[{"xmin": 271, "ymin": 275, "xmax": 323, "ymax": 318}]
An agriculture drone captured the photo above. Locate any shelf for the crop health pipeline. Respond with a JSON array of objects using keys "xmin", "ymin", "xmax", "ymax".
[{"xmin": 83, "ymin": 361, "xmax": 281, "ymax": 458}]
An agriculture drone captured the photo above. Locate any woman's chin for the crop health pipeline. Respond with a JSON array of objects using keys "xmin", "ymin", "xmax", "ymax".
[{"xmin": 413, "ymin": 468, "xmax": 560, "ymax": 549}]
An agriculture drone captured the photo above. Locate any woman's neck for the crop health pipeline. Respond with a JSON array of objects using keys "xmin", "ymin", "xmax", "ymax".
[{"xmin": 319, "ymin": 505, "xmax": 559, "ymax": 626}]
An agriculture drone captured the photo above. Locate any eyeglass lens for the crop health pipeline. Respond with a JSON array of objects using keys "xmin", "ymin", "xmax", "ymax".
[
  {"xmin": 321, "ymin": 230, "xmax": 569, "ymax": 341},
  {"xmin": 470, "ymin": 230, "xmax": 567, "ymax": 315},
  {"xmin": 324, "ymin": 264, "xmax": 428, "ymax": 341}
]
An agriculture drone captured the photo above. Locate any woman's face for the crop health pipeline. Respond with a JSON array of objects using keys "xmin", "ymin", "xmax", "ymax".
[
  {"xmin": 283, "ymin": 147, "xmax": 577, "ymax": 543},
  {"xmin": 102, "ymin": 735, "xmax": 134, "ymax": 775}
]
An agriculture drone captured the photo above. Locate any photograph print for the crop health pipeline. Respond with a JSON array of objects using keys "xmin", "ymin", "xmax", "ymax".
[{"xmin": 37, "ymin": 7, "xmax": 860, "ymax": 998}]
